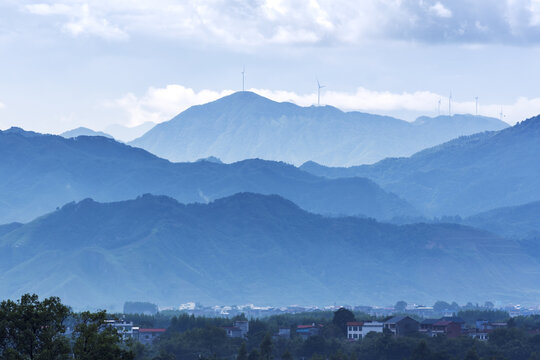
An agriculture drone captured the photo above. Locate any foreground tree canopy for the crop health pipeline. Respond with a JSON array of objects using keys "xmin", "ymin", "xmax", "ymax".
[{"xmin": 0, "ymin": 294, "xmax": 133, "ymax": 360}]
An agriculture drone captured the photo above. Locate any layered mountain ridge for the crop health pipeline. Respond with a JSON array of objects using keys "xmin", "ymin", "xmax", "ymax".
[{"xmin": 130, "ymin": 91, "xmax": 508, "ymax": 166}]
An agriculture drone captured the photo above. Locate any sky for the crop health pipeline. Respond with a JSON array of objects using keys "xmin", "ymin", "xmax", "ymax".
[{"xmin": 1, "ymin": 0, "xmax": 540, "ymax": 134}]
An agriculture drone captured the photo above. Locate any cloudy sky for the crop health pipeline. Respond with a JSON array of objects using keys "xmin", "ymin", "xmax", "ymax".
[{"xmin": 1, "ymin": 0, "xmax": 540, "ymax": 133}]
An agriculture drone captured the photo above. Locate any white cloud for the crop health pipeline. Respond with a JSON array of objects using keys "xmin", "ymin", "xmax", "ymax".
[
  {"xmin": 0, "ymin": 101, "xmax": 5, "ymax": 109},
  {"xmin": 19, "ymin": 0, "xmax": 540, "ymax": 45},
  {"xmin": 429, "ymin": 2, "xmax": 452, "ymax": 18},
  {"xmin": 111, "ymin": 84, "xmax": 540, "ymax": 126},
  {"xmin": 110, "ymin": 85, "xmax": 233, "ymax": 126},
  {"xmin": 25, "ymin": 2, "xmax": 128, "ymax": 40}
]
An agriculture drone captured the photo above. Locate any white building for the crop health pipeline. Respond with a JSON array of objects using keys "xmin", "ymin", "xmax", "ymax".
[
  {"xmin": 347, "ymin": 321, "xmax": 384, "ymax": 341},
  {"xmin": 361, "ymin": 321, "xmax": 384, "ymax": 337},
  {"xmin": 105, "ymin": 319, "xmax": 136, "ymax": 340},
  {"xmin": 347, "ymin": 322, "xmax": 363, "ymax": 340}
]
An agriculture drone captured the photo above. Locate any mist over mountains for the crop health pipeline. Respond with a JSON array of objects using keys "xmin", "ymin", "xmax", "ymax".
[
  {"xmin": 2, "ymin": 92, "xmax": 540, "ymax": 310},
  {"xmin": 0, "ymin": 127, "xmax": 415, "ymax": 224},
  {"xmin": 130, "ymin": 92, "xmax": 508, "ymax": 166},
  {"xmin": 1, "ymin": 193, "xmax": 538, "ymax": 310},
  {"xmin": 301, "ymin": 115, "xmax": 540, "ymax": 217}
]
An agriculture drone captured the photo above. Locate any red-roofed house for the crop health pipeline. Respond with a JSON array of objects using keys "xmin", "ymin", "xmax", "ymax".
[
  {"xmin": 347, "ymin": 322, "xmax": 364, "ymax": 341},
  {"xmin": 296, "ymin": 324, "xmax": 323, "ymax": 339},
  {"xmin": 432, "ymin": 321, "xmax": 461, "ymax": 338},
  {"xmin": 137, "ymin": 328, "xmax": 166, "ymax": 345}
]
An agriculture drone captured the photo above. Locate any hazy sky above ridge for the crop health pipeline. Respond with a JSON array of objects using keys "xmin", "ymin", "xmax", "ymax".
[{"xmin": 1, "ymin": 0, "xmax": 540, "ymax": 133}]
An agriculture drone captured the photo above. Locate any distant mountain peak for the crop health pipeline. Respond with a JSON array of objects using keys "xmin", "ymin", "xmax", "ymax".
[
  {"xmin": 61, "ymin": 127, "xmax": 113, "ymax": 139},
  {"xmin": 2, "ymin": 127, "xmax": 43, "ymax": 137},
  {"xmin": 515, "ymin": 114, "xmax": 540, "ymax": 129}
]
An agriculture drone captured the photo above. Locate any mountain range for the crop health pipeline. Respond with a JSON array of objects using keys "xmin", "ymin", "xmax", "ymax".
[
  {"xmin": 0, "ymin": 127, "xmax": 415, "ymax": 224},
  {"xmin": 129, "ymin": 92, "xmax": 508, "ymax": 166},
  {"xmin": 1, "ymin": 193, "xmax": 538, "ymax": 310},
  {"xmin": 462, "ymin": 201, "xmax": 540, "ymax": 240},
  {"xmin": 301, "ymin": 115, "xmax": 540, "ymax": 217},
  {"xmin": 61, "ymin": 127, "xmax": 113, "ymax": 139}
]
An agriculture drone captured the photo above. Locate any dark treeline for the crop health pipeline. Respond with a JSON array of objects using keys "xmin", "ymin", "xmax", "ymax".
[
  {"xmin": 3, "ymin": 294, "xmax": 540, "ymax": 360},
  {"xmin": 132, "ymin": 308, "xmax": 540, "ymax": 360}
]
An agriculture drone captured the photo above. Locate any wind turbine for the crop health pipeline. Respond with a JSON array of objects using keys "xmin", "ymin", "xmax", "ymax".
[
  {"xmin": 448, "ymin": 92, "xmax": 452, "ymax": 116},
  {"xmin": 500, "ymin": 106, "xmax": 504, "ymax": 121},
  {"xmin": 475, "ymin": 96, "xmax": 479, "ymax": 116},
  {"xmin": 317, "ymin": 79, "xmax": 325, "ymax": 106},
  {"xmin": 241, "ymin": 66, "xmax": 245, "ymax": 92},
  {"xmin": 438, "ymin": 99, "xmax": 441, "ymax": 116}
]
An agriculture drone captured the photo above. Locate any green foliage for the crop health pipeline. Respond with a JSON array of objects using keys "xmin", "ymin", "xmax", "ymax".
[
  {"xmin": 123, "ymin": 302, "xmax": 158, "ymax": 315},
  {"xmin": 332, "ymin": 308, "xmax": 355, "ymax": 336},
  {"xmin": 72, "ymin": 311, "xmax": 134, "ymax": 360},
  {"xmin": 260, "ymin": 334, "xmax": 272, "ymax": 360},
  {"xmin": 237, "ymin": 342, "xmax": 248, "ymax": 360},
  {"xmin": 395, "ymin": 301, "xmax": 408, "ymax": 312},
  {"xmin": 457, "ymin": 310, "xmax": 510, "ymax": 326},
  {"xmin": 0, "ymin": 293, "xmax": 71, "ymax": 360}
]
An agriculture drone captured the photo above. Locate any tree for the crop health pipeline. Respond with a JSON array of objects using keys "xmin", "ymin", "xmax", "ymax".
[
  {"xmin": 464, "ymin": 349, "xmax": 480, "ymax": 360},
  {"xmin": 281, "ymin": 351, "xmax": 293, "ymax": 360},
  {"xmin": 433, "ymin": 301, "xmax": 451, "ymax": 313},
  {"xmin": 260, "ymin": 334, "xmax": 273, "ymax": 360},
  {"xmin": 237, "ymin": 342, "xmax": 248, "ymax": 360},
  {"xmin": 0, "ymin": 293, "xmax": 71, "ymax": 360},
  {"xmin": 332, "ymin": 308, "xmax": 355, "ymax": 336},
  {"xmin": 248, "ymin": 349, "xmax": 260, "ymax": 360},
  {"xmin": 72, "ymin": 311, "xmax": 134, "ymax": 360},
  {"xmin": 394, "ymin": 301, "xmax": 407, "ymax": 312},
  {"xmin": 409, "ymin": 341, "xmax": 431, "ymax": 360}
]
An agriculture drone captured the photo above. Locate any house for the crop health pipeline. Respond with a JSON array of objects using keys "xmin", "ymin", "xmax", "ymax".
[
  {"xmin": 440, "ymin": 316, "xmax": 465, "ymax": 329},
  {"xmin": 432, "ymin": 320, "xmax": 462, "ymax": 338},
  {"xmin": 273, "ymin": 328, "xmax": 291, "ymax": 340},
  {"xmin": 469, "ymin": 320, "xmax": 507, "ymax": 341},
  {"xmin": 137, "ymin": 328, "xmax": 166, "ymax": 345},
  {"xmin": 383, "ymin": 316, "xmax": 419, "ymax": 336},
  {"xmin": 223, "ymin": 320, "xmax": 249, "ymax": 338},
  {"xmin": 224, "ymin": 326, "xmax": 244, "ymax": 338},
  {"xmin": 278, "ymin": 328, "xmax": 291, "ymax": 338},
  {"xmin": 419, "ymin": 319, "xmax": 439, "ymax": 336},
  {"xmin": 105, "ymin": 319, "xmax": 136, "ymax": 340},
  {"xmin": 346, "ymin": 322, "xmax": 363, "ymax": 341},
  {"xmin": 361, "ymin": 321, "xmax": 384, "ymax": 337},
  {"xmin": 234, "ymin": 320, "xmax": 249, "ymax": 337},
  {"xmin": 296, "ymin": 324, "xmax": 323, "ymax": 339}
]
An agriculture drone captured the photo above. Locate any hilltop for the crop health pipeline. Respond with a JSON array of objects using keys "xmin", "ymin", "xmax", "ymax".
[
  {"xmin": 130, "ymin": 92, "xmax": 507, "ymax": 166},
  {"xmin": 1, "ymin": 193, "xmax": 538, "ymax": 310},
  {"xmin": 301, "ymin": 115, "xmax": 540, "ymax": 216}
]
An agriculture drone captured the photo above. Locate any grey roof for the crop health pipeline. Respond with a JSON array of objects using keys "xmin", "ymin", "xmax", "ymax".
[
  {"xmin": 441, "ymin": 316, "xmax": 465, "ymax": 323},
  {"xmin": 384, "ymin": 316, "xmax": 420, "ymax": 325}
]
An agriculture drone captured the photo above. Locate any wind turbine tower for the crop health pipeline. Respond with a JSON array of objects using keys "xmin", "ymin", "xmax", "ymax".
[
  {"xmin": 500, "ymin": 106, "xmax": 504, "ymax": 121},
  {"xmin": 475, "ymin": 96, "xmax": 479, "ymax": 116},
  {"xmin": 448, "ymin": 92, "xmax": 452, "ymax": 116},
  {"xmin": 241, "ymin": 66, "xmax": 245, "ymax": 92},
  {"xmin": 317, "ymin": 79, "xmax": 325, "ymax": 106},
  {"xmin": 438, "ymin": 99, "xmax": 441, "ymax": 116}
]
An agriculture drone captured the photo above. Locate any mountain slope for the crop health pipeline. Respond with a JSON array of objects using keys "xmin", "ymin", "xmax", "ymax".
[
  {"xmin": 301, "ymin": 115, "xmax": 540, "ymax": 216},
  {"xmin": 1, "ymin": 193, "xmax": 538, "ymax": 310},
  {"xmin": 105, "ymin": 122, "xmax": 156, "ymax": 142},
  {"xmin": 129, "ymin": 92, "xmax": 508, "ymax": 166},
  {"xmin": 463, "ymin": 201, "xmax": 540, "ymax": 239},
  {"xmin": 61, "ymin": 127, "xmax": 113, "ymax": 139},
  {"xmin": 0, "ymin": 128, "xmax": 416, "ymax": 223}
]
